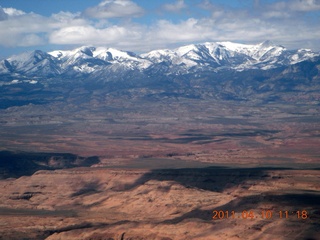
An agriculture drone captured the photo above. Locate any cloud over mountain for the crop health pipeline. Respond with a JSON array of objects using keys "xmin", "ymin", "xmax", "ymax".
[
  {"xmin": 82, "ymin": 0, "xmax": 144, "ymax": 19},
  {"xmin": 0, "ymin": 0, "xmax": 319, "ymax": 56},
  {"xmin": 162, "ymin": 0, "xmax": 187, "ymax": 12}
]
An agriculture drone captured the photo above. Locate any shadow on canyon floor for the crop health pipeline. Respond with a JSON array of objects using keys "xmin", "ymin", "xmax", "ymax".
[
  {"xmin": 122, "ymin": 166, "xmax": 292, "ymax": 192},
  {"xmin": 0, "ymin": 150, "xmax": 100, "ymax": 179},
  {"xmin": 161, "ymin": 192, "xmax": 320, "ymax": 240},
  {"xmin": 162, "ymin": 192, "xmax": 320, "ymax": 223}
]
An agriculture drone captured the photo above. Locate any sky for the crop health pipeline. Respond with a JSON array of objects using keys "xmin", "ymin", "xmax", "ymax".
[{"xmin": 0, "ymin": 0, "xmax": 319, "ymax": 58}]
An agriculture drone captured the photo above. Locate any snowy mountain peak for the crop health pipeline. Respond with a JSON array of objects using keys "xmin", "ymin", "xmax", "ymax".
[
  {"xmin": 93, "ymin": 47, "xmax": 136, "ymax": 61},
  {"xmin": 1, "ymin": 41, "xmax": 319, "ymax": 77},
  {"xmin": 77, "ymin": 46, "xmax": 95, "ymax": 56},
  {"xmin": 217, "ymin": 41, "xmax": 255, "ymax": 52},
  {"xmin": 140, "ymin": 49, "xmax": 174, "ymax": 60},
  {"xmin": 175, "ymin": 44, "xmax": 200, "ymax": 56},
  {"xmin": 91, "ymin": 47, "xmax": 152, "ymax": 70},
  {"xmin": 8, "ymin": 50, "xmax": 49, "ymax": 63},
  {"xmin": 0, "ymin": 50, "xmax": 60, "ymax": 76},
  {"xmin": 48, "ymin": 46, "xmax": 95, "ymax": 60},
  {"xmin": 259, "ymin": 40, "xmax": 276, "ymax": 48}
]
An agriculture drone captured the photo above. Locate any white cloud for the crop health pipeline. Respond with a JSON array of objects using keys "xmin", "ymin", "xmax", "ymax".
[
  {"xmin": 51, "ymin": 11, "xmax": 80, "ymax": 22},
  {"xmin": 0, "ymin": 1, "xmax": 319, "ymax": 52},
  {"xmin": 49, "ymin": 11, "xmax": 88, "ymax": 29},
  {"xmin": 0, "ymin": 8, "xmax": 87, "ymax": 47},
  {"xmin": 0, "ymin": 7, "xmax": 8, "ymax": 21},
  {"xmin": 0, "ymin": 11, "xmax": 48, "ymax": 47},
  {"xmin": 162, "ymin": 0, "xmax": 187, "ymax": 12},
  {"xmin": 49, "ymin": 23, "xmax": 144, "ymax": 48},
  {"xmin": 49, "ymin": 25, "xmax": 124, "ymax": 44},
  {"xmin": 262, "ymin": 10, "xmax": 291, "ymax": 19},
  {"xmin": 82, "ymin": 0, "xmax": 144, "ymax": 19},
  {"xmin": 262, "ymin": 0, "xmax": 320, "ymax": 15},
  {"xmin": 3, "ymin": 7, "xmax": 25, "ymax": 16},
  {"xmin": 289, "ymin": 0, "xmax": 320, "ymax": 12},
  {"xmin": 156, "ymin": 3, "xmax": 319, "ymax": 51},
  {"xmin": 150, "ymin": 18, "xmax": 214, "ymax": 44},
  {"xmin": 18, "ymin": 34, "xmax": 44, "ymax": 47}
]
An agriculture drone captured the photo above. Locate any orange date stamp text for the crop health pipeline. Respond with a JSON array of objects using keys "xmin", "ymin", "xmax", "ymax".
[{"xmin": 212, "ymin": 210, "xmax": 309, "ymax": 220}]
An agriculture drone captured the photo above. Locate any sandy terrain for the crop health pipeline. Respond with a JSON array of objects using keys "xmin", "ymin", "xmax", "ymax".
[
  {"xmin": 0, "ymin": 100, "xmax": 319, "ymax": 239},
  {"xmin": 0, "ymin": 165, "xmax": 319, "ymax": 240}
]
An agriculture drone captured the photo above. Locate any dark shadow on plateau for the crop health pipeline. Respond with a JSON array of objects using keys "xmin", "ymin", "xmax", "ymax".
[
  {"xmin": 0, "ymin": 207, "xmax": 76, "ymax": 217},
  {"xmin": 218, "ymin": 193, "xmax": 320, "ymax": 211},
  {"xmin": 122, "ymin": 166, "xmax": 291, "ymax": 193},
  {"xmin": 0, "ymin": 150, "xmax": 100, "ymax": 179},
  {"xmin": 122, "ymin": 165, "xmax": 320, "ymax": 237},
  {"xmin": 108, "ymin": 129, "xmax": 281, "ymax": 144},
  {"xmin": 163, "ymin": 192, "xmax": 320, "ymax": 223},
  {"xmin": 162, "ymin": 193, "xmax": 320, "ymax": 239},
  {"xmin": 70, "ymin": 179, "xmax": 102, "ymax": 197}
]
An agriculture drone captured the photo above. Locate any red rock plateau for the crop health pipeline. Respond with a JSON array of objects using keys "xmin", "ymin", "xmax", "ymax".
[
  {"xmin": 0, "ymin": 100, "xmax": 319, "ymax": 239},
  {"xmin": 0, "ymin": 166, "xmax": 319, "ymax": 240}
]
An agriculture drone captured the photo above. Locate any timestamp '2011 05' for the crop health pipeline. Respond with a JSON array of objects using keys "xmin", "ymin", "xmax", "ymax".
[{"xmin": 212, "ymin": 210, "xmax": 308, "ymax": 220}]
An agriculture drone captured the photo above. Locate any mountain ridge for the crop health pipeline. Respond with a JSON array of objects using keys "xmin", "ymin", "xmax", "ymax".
[
  {"xmin": 0, "ymin": 41, "xmax": 319, "ymax": 79},
  {"xmin": 0, "ymin": 41, "xmax": 319, "ymax": 107}
]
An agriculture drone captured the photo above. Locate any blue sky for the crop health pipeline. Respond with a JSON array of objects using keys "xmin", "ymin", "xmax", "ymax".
[{"xmin": 0, "ymin": 0, "xmax": 319, "ymax": 58}]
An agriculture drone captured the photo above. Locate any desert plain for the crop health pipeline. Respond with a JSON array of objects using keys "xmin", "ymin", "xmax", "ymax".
[{"xmin": 0, "ymin": 99, "xmax": 319, "ymax": 240}]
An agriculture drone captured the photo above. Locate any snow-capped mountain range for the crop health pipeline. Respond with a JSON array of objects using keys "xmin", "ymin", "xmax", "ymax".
[{"xmin": 0, "ymin": 41, "xmax": 319, "ymax": 78}]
